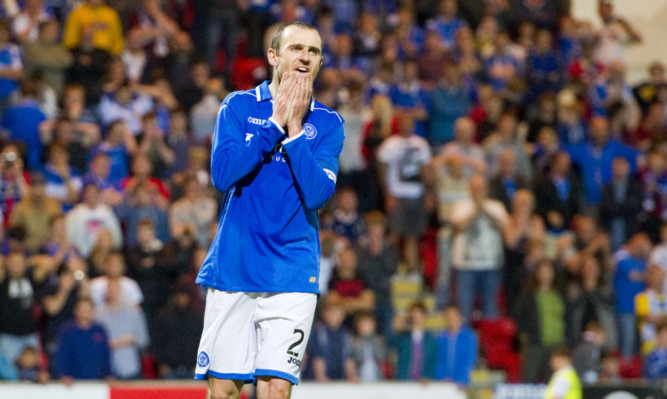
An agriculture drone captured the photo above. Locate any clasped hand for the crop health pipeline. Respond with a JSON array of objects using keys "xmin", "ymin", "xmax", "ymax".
[{"xmin": 272, "ymin": 72, "xmax": 313, "ymax": 137}]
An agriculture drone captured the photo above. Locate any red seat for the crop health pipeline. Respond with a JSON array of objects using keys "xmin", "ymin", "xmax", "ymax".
[{"xmin": 476, "ymin": 318, "xmax": 521, "ymax": 382}]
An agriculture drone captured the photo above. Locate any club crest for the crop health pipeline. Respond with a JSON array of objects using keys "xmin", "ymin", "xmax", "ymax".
[
  {"xmin": 197, "ymin": 351, "xmax": 210, "ymax": 367},
  {"xmin": 304, "ymin": 123, "xmax": 317, "ymax": 140}
]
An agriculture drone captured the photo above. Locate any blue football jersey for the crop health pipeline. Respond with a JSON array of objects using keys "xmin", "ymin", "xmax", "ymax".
[{"xmin": 196, "ymin": 81, "xmax": 345, "ymax": 293}]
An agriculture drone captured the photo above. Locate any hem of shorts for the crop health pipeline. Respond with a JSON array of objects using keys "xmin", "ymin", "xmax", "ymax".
[
  {"xmin": 254, "ymin": 369, "xmax": 299, "ymax": 385},
  {"xmin": 196, "ymin": 281, "xmax": 319, "ymax": 295},
  {"xmin": 194, "ymin": 371, "xmax": 255, "ymax": 383}
]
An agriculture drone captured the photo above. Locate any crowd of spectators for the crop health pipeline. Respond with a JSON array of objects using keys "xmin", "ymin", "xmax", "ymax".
[{"xmin": 0, "ymin": 0, "xmax": 667, "ymax": 390}]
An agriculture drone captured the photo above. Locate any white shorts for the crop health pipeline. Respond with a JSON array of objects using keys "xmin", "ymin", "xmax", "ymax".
[{"xmin": 194, "ymin": 290, "xmax": 317, "ymax": 385}]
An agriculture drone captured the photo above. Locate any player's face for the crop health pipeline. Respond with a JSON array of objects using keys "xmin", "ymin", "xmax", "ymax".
[{"xmin": 269, "ymin": 26, "xmax": 323, "ymax": 83}]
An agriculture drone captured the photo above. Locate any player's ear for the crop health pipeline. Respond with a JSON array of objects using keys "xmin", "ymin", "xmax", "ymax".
[{"xmin": 267, "ymin": 48, "xmax": 278, "ymax": 67}]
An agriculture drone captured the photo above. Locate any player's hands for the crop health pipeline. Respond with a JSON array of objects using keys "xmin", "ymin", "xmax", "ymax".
[
  {"xmin": 286, "ymin": 73, "xmax": 313, "ymax": 137},
  {"xmin": 271, "ymin": 72, "xmax": 296, "ymax": 127}
]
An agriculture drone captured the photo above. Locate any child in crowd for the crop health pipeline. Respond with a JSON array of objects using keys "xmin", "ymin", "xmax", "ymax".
[
  {"xmin": 545, "ymin": 345, "xmax": 582, "ymax": 399},
  {"xmin": 349, "ymin": 311, "xmax": 386, "ymax": 383}
]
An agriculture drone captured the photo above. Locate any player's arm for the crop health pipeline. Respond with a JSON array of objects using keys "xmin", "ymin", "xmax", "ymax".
[
  {"xmin": 282, "ymin": 121, "xmax": 344, "ymax": 210},
  {"xmin": 278, "ymin": 73, "xmax": 342, "ymax": 210},
  {"xmin": 210, "ymin": 97, "xmax": 285, "ymax": 192},
  {"xmin": 211, "ymin": 73, "xmax": 299, "ymax": 192}
]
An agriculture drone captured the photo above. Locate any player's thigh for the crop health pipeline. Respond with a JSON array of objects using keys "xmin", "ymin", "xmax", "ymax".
[
  {"xmin": 196, "ymin": 290, "xmax": 258, "ymax": 381},
  {"xmin": 254, "ymin": 292, "xmax": 317, "ymax": 383}
]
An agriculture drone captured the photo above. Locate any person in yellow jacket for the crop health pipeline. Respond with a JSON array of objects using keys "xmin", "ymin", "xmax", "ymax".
[
  {"xmin": 62, "ymin": 0, "xmax": 123, "ymax": 56},
  {"xmin": 544, "ymin": 345, "xmax": 582, "ymax": 399}
]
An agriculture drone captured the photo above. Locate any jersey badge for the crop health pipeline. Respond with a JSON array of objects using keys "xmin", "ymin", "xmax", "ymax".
[
  {"xmin": 197, "ymin": 351, "xmax": 210, "ymax": 368},
  {"xmin": 304, "ymin": 123, "xmax": 317, "ymax": 140}
]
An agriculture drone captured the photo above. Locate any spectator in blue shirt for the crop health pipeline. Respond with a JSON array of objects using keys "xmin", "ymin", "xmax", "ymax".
[
  {"xmin": 390, "ymin": 59, "xmax": 429, "ymax": 137},
  {"xmin": 428, "ymin": 62, "xmax": 473, "ymax": 151},
  {"xmin": 306, "ymin": 303, "xmax": 355, "ymax": 382},
  {"xmin": 393, "ymin": 7, "xmax": 424, "ymax": 60},
  {"xmin": 1, "ymin": 79, "xmax": 46, "ymax": 171},
  {"xmin": 526, "ymin": 29, "xmax": 561, "ymax": 102},
  {"xmin": 390, "ymin": 301, "xmax": 437, "ymax": 381},
  {"xmin": 322, "ymin": 0, "xmax": 357, "ymax": 33},
  {"xmin": 91, "ymin": 119, "xmax": 137, "ymax": 185},
  {"xmin": 0, "ymin": 20, "xmax": 23, "ymax": 114},
  {"xmin": 484, "ymin": 32, "xmax": 519, "ymax": 92},
  {"xmin": 82, "ymin": 153, "xmax": 124, "ymax": 207},
  {"xmin": 425, "ymin": 0, "xmax": 466, "ymax": 51},
  {"xmin": 55, "ymin": 298, "xmax": 111, "ymax": 384},
  {"xmin": 435, "ymin": 304, "xmax": 477, "ymax": 386},
  {"xmin": 645, "ymin": 321, "xmax": 667, "ymax": 380},
  {"xmin": 567, "ymin": 116, "xmax": 638, "ymax": 207},
  {"xmin": 613, "ymin": 233, "xmax": 651, "ymax": 358}
]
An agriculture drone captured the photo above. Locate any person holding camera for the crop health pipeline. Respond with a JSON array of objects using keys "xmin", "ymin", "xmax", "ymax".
[{"xmin": 0, "ymin": 143, "xmax": 29, "ymax": 224}]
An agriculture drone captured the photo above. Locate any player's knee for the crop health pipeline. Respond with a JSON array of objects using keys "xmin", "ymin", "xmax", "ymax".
[
  {"xmin": 267, "ymin": 379, "xmax": 292, "ymax": 399},
  {"xmin": 208, "ymin": 381, "xmax": 242, "ymax": 399},
  {"xmin": 209, "ymin": 389, "xmax": 240, "ymax": 399}
]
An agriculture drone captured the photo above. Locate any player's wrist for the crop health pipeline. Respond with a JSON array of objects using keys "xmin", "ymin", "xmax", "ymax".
[
  {"xmin": 282, "ymin": 129, "xmax": 305, "ymax": 145},
  {"xmin": 287, "ymin": 123, "xmax": 302, "ymax": 136},
  {"xmin": 270, "ymin": 115, "xmax": 287, "ymax": 128}
]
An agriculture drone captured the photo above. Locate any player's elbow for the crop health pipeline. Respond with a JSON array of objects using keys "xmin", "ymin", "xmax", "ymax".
[
  {"xmin": 210, "ymin": 161, "xmax": 234, "ymax": 193},
  {"xmin": 211, "ymin": 175, "xmax": 232, "ymax": 193},
  {"xmin": 303, "ymin": 182, "xmax": 335, "ymax": 211}
]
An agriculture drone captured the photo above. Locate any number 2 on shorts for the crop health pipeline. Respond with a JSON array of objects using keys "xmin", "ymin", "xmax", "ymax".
[{"xmin": 286, "ymin": 329, "xmax": 305, "ymax": 356}]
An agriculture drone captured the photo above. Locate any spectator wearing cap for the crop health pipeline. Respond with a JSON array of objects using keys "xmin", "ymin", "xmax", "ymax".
[
  {"xmin": 65, "ymin": 183, "xmax": 122, "ymax": 257},
  {"xmin": 9, "ymin": 172, "xmax": 62, "ymax": 253}
]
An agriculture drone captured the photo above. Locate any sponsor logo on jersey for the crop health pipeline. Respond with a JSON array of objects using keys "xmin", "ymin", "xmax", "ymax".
[
  {"xmin": 197, "ymin": 351, "xmax": 210, "ymax": 367},
  {"xmin": 303, "ymin": 123, "xmax": 317, "ymax": 139},
  {"xmin": 245, "ymin": 133, "xmax": 254, "ymax": 142},
  {"xmin": 248, "ymin": 116, "xmax": 266, "ymax": 125}
]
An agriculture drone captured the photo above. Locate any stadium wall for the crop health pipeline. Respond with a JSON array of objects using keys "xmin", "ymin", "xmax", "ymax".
[{"xmin": 0, "ymin": 382, "xmax": 467, "ymax": 399}]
